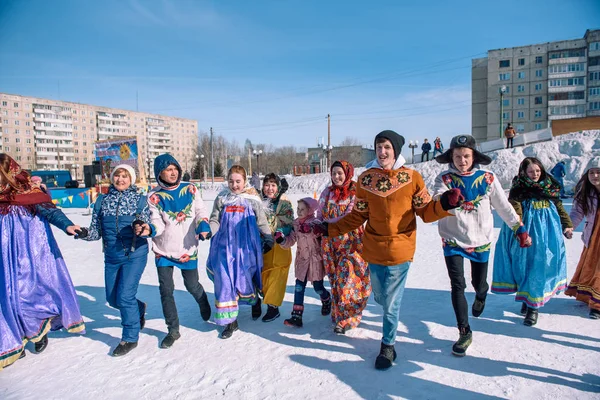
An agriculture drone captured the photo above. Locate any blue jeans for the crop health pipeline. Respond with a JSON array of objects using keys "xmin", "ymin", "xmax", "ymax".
[
  {"xmin": 370, "ymin": 262, "xmax": 411, "ymax": 345},
  {"xmin": 556, "ymin": 177, "xmax": 565, "ymax": 197},
  {"xmin": 105, "ymin": 256, "xmax": 147, "ymax": 342},
  {"xmin": 294, "ymin": 279, "xmax": 330, "ymax": 306}
]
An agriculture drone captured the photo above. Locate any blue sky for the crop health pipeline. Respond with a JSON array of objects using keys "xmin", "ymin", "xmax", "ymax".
[{"xmin": 0, "ymin": 0, "xmax": 598, "ymax": 154}]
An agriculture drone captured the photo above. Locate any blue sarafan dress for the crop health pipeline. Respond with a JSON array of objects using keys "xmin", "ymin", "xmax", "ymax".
[
  {"xmin": 207, "ymin": 188, "xmax": 273, "ymax": 326},
  {"xmin": 0, "ymin": 156, "xmax": 84, "ymax": 369},
  {"xmin": 492, "ymin": 175, "xmax": 572, "ymax": 308}
]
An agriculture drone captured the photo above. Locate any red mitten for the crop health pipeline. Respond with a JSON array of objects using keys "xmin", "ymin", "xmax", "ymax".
[
  {"xmin": 440, "ymin": 188, "xmax": 465, "ymax": 210},
  {"xmin": 517, "ymin": 231, "xmax": 531, "ymax": 248},
  {"xmin": 312, "ymin": 223, "xmax": 327, "ymax": 237},
  {"xmin": 274, "ymin": 231, "xmax": 285, "ymax": 244},
  {"xmin": 299, "ymin": 223, "xmax": 312, "ymax": 233}
]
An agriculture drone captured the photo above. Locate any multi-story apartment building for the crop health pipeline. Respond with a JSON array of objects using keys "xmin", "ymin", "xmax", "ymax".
[
  {"xmin": 472, "ymin": 29, "xmax": 600, "ymax": 142},
  {"xmin": 0, "ymin": 92, "xmax": 198, "ymax": 180}
]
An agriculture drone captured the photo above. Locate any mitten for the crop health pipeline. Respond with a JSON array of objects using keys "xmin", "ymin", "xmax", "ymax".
[
  {"xmin": 440, "ymin": 188, "xmax": 465, "ymax": 211},
  {"xmin": 517, "ymin": 231, "xmax": 531, "ymax": 248},
  {"xmin": 299, "ymin": 223, "xmax": 312, "ymax": 234},
  {"xmin": 198, "ymin": 231, "xmax": 212, "ymax": 241},
  {"xmin": 74, "ymin": 228, "xmax": 88, "ymax": 239},
  {"xmin": 274, "ymin": 231, "xmax": 285, "ymax": 244},
  {"xmin": 312, "ymin": 223, "xmax": 327, "ymax": 237}
]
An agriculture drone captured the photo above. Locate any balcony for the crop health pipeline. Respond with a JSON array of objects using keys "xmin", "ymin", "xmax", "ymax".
[
  {"xmin": 548, "ymin": 113, "xmax": 585, "ymax": 120},
  {"xmin": 35, "ymin": 132, "xmax": 73, "ymax": 141},
  {"xmin": 97, "ymin": 114, "xmax": 127, "ymax": 121},
  {"xmin": 36, "ymin": 150, "xmax": 58, "ymax": 156},
  {"xmin": 548, "ymin": 56, "xmax": 586, "ymax": 65},
  {"xmin": 548, "ymin": 99, "xmax": 586, "ymax": 106},
  {"xmin": 548, "ymin": 85, "xmax": 586, "ymax": 93},
  {"xmin": 34, "ymin": 115, "xmax": 71, "ymax": 124},
  {"xmin": 37, "ymin": 158, "xmax": 59, "ymax": 165},
  {"xmin": 547, "ymin": 71, "xmax": 586, "ymax": 79}
]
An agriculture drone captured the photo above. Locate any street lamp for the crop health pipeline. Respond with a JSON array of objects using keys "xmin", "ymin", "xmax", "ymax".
[
  {"xmin": 499, "ymin": 85, "xmax": 507, "ymax": 138},
  {"xmin": 322, "ymin": 144, "xmax": 333, "ymax": 171},
  {"xmin": 408, "ymin": 140, "xmax": 419, "ymax": 164},
  {"xmin": 253, "ymin": 149, "xmax": 263, "ymax": 175},
  {"xmin": 199, "ymin": 154, "xmax": 205, "ymax": 181}
]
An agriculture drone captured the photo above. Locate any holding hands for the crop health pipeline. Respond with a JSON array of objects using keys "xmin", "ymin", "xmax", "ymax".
[
  {"xmin": 563, "ymin": 228, "xmax": 573, "ymax": 239},
  {"xmin": 440, "ymin": 188, "xmax": 465, "ymax": 211},
  {"xmin": 274, "ymin": 231, "xmax": 285, "ymax": 244},
  {"xmin": 133, "ymin": 221, "xmax": 151, "ymax": 237}
]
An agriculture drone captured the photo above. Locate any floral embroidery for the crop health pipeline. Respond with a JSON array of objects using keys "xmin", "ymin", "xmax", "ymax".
[
  {"xmin": 355, "ymin": 200, "xmax": 368, "ymax": 211},
  {"xmin": 376, "ymin": 177, "xmax": 392, "ymax": 192},
  {"xmin": 412, "ymin": 187, "xmax": 432, "ymax": 209},
  {"xmin": 149, "ymin": 193, "xmax": 160, "ymax": 205},
  {"xmin": 166, "ymin": 202, "xmax": 193, "ymax": 224},
  {"xmin": 397, "ymin": 171, "xmax": 410, "ymax": 183},
  {"xmin": 460, "ymin": 194, "xmax": 482, "ymax": 212},
  {"xmin": 361, "ymin": 174, "xmax": 372, "ymax": 187}
]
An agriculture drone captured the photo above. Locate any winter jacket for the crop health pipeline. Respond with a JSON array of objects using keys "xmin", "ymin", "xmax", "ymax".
[
  {"xmin": 551, "ymin": 163, "xmax": 566, "ymax": 178},
  {"xmin": 504, "ymin": 127, "xmax": 516, "ymax": 139},
  {"xmin": 329, "ymin": 156, "xmax": 450, "ymax": 266},
  {"xmin": 36, "ymin": 206, "xmax": 75, "ymax": 233},
  {"xmin": 433, "ymin": 166, "xmax": 522, "ymax": 251},
  {"xmin": 570, "ymin": 192, "xmax": 598, "ymax": 247},
  {"xmin": 421, "ymin": 142, "xmax": 432, "ymax": 153},
  {"xmin": 82, "ymin": 185, "xmax": 151, "ymax": 262},
  {"xmin": 434, "ymin": 139, "xmax": 444, "ymax": 150},
  {"xmin": 148, "ymin": 154, "xmax": 210, "ymax": 269},
  {"xmin": 280, "ymin": 214, "xmax": 325, "ymax": 282}
]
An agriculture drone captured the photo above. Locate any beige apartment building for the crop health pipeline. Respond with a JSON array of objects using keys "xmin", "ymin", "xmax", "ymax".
[
  {"xmin": 0, "ymin": 92, "xmax": 198, "ymax": 180},
  {"xmin": 472, "ymin": 29, "xmax": 600, "ymax": 142}
]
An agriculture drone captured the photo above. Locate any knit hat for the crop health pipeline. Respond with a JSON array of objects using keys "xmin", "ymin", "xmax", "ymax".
[
  {"xmin": 589, "ymin": 156, "xmax": 600, "ymax": 170},
  {"xmin": 374, "ymin": 130, "xmax": 405, "ymax": 160},
  {"xmin": 111, "ymin": 164, "xmax": 136, "ymax": 184},
  {"xmin": 435, "ymin": 134, "xmax": 492, "ymax": 165}
]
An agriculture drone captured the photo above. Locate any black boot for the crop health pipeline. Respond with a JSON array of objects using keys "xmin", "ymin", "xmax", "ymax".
[
  {"xmin": 321, "ymin": 296, "xmax": 331, "ymax": 316},
  {"xmin": 140, "ymin": 301, "xmax": 147, "ymax": 331},
  {"xmin": 112, "ymin": 341, "xmax": 138, "ymax": 357},
  {"xmin": 160, "ymin": 331, "xmax": 181, "ymax": 349},
  {"xmin": 520, "ymin": 303, "xmax": 528, "ymax": 315},
  {"xmin": 375, "ymin": 342, "xmax": 397, "ymax": 370},
  {"xmin": 524, "ymin": 307, "xmax": 539, "ymax": 326},
  {"xmin": 252, "ymin": 297, "xmax": 262, "ymax": 320},
  {"xmin": 34, "ymin": 334, "xmax": 49, "ymax": 353},
  {"xmin": 221, "ymin": 320, "xmax": 239, "ymax": 339},
  {"xmin": 334, "ymin": 324, "xmax": 350, "ymax": 335},
  {"xmin": 262, "ymin": 305, "xmax": 280, "ymax": 322},
  {"xmin": 590, "ymin": 309, "xmax": 600, "ymax": 319},
  {"xmin": 284, "ymin": 305, "xmax": 304, "ymax": 327},
  {"xmin": 199, "ymin": 293, "xmax": 211, "ymax": 321},
  {"xmin": 452, "ymin": 326, "xmax": 473, "ymax": 357},
  {"xmin": 472, "ymin": 297, "xmax": 486, "ymax": 318}
]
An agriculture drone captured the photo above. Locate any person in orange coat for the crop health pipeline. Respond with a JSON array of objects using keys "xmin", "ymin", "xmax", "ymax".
[
  {"xmin": 504, "ymin": 123, "xmax": 516, "ymax": 149},
  {"xmin": 326, "ymin": 130, "xmax": 463, "ymax": 370}
]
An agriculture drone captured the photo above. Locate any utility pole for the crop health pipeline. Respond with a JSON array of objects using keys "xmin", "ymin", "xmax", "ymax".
[
  {"xmin": 210, "ymin": 127, "xmax": 214, "ymax": 184},
  {"xmin": 327, "ymin": 113, "xmax": 331, "ymax": 169},
  {"xmin": 499, "ymin": 85, "xmax": 507, "ymax": 138}
]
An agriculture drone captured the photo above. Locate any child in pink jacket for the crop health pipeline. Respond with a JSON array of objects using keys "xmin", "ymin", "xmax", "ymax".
[{"xmin": 276, "ymin": 197, "xmax": 331, "ymax": 327}]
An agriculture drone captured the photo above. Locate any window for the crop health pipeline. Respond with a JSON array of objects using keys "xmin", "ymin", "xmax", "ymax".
[
  {"xmin": 549, "ymin": 91, "xmax": 585, "ymax": 101},
  {"xmin": 590, "ymin": 102, "xmax": 600, "ymax": 111},
  {"xmin": 14, "ymin": 111, "xmax": 19, "ymax": 117},
  {"xmin": 516, "ymin": 124, "xmax": 525, "ymax": 133},
  {"xmin": 25, "ymin": 121, "xmax": 30, "ymax": 126},
  {"xmin": 590, "ymin": 71, "xmax": 600, "ymax": 81},
  {"xmin": 1, "ymin": 101, "xmax": 6, "ymax": 106},
  {"xmin": 534, "ymin": 123, "xmax": 543, "ymax": 130},
  {"xmin": 25, "ymin": 113, "xmax": 29, "ymax": 118},
  {"xmin": 549, "ymin": 105, "xmax": 585, "ymax": 115},
  {"xmin": 502, "ymin": 112, "xmax": 510, "ymax": 120},
  {"xmin": 549, "ymin": 49, "xmax": 585, "ymax": 59},
  {"xmin": 517, "ymin": 98, "xmax": 525, "ymax": 105},
  {"xmin": 590, "ymin": 42, "xmax": 600, "ymax": 52},
  {"xmin": 518, "ymin": 71, "xmax": 526, "ymax": 79},
  {"xmin": 13, "ymin": 103, "xmax": 18, "ymax": 108},
  {"xmin": 3, "ymin": 119, "xmax": 8, "ymax": 124},
  {"xmin": 15, "ymin": 138, "xmax": 20, "ymax": 143},
  {"xmin": 535, "ymin": 97, "xmax": 543, "ymax": 105},
  {"xmin": 549, "ymin": 77, "xmax": 585, "ymax": 87},
  {"xmin": 26, "ymin": 139, "xmax": 31, "ymax": 144},
  {"xmin": 535, "ymin": 110, "xmax": 543, "ymax": 118},
  {"xmin": 4, "ymin": 147, "xmax": 9, "ymax": 152},
  {"xmin": 590, "ymin": 56, "xmax": 600, "ymax": 67},
  {"xmin": 535, "ymin": 83, "xmax": 543, "ymax": 91},
  {"xmin": 535, "ymin": 69, "xmax": 543, "ymax": 77},
  {"xmin": 14, "ymin": 121, "xmax": 19, "ymax": 125},
  {"xmin": 517, "ymin": 111, "xmax": 524, "ymax": 119},
  {"xmin": 535, "ymin": 56, "xmax": 543, "ymax": 64},
  {"xmin": 591, "ymin": 87, "xmax": 600, "ymax": 96},
  {"xmin": 502, "ymin": 99, "xmax": 510, "ymax": 106},
  {"xmin": 15, "ymin": 129, "xmax": 19, "ymax": 134},
  {"xmin": 518, "ymin": 58, "xmax": 525, "ymax": 66},
  {"xmin": 499, "ymin": 73, "xmax": 511, "ymax": 81},
  {"xmin": 548, "ymin": 63, "xmax": 585, "ymax": 73},
  {"xmin": 517, "ymin": 85, "xmax": 525, "ymax": 92},
  {"xmin": 27, "ymin": 148, "xmax": 31, "ymax": 153}
]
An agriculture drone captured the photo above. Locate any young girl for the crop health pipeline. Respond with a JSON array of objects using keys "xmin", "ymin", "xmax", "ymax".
[
  {"xmin": 433, "ymin": 135, "xmax": 531, "ymax": 356},
  {"xmin": 277, "ymin": 197, "xmax": 331, "ymax": 327},
  {"xmin": 565, "ymin": 157, "xmax": 600, "ymax": 319},
  {"xmin": 492, "ymin": 157, "xmax": 572, "ymax": 326},
  {"xmin": 78, "ymin": 164, "xmax": 152, "ymax": 356},
  {"xmin": 259, "ymin": 173, "xmax": 294, "ymax": 322},
  {"xmin": 207, "ymin": 165, "xmax": 273, "ymax": 338},
  {"xmin": 0, "ymin": 154, "xmax": 85, "ymax": 368},
  {"xmin": 319, "ymin": 160, "xmax": 371, "ymax": 334}
]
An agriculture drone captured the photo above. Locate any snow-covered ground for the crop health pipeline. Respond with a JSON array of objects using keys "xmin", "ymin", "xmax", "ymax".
[{"xmin": 1, "ymin": 132, "xmax": 599, "ymax": 399}]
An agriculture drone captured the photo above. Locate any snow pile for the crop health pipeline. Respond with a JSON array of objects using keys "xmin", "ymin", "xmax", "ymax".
[{"xmin": 285, "ymin": 130, "xmax": 600, "ymax": 195}]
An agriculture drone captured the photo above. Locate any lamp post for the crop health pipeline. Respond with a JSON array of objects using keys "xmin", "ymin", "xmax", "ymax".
[
  {"xmin": 408, "ymin": 140, "xmax": 419, "ymax": 164},
  {"xmin": 146, "ymin": 157, "xmax": 152, "ymax": 183},
  {"xmin": 322, "ymin": 144, "xmax": 333, "ymax": 171},
  {"xmin": 499, "ymin": 85, "xmax": 507, "ymax": 138},
  {"xmin": 253, "ymin": 149, "xmax": 263, "ymax": 175},
  {"xmin": 199, "ymin": 154, "xmax": 205, "ymax": 181}
]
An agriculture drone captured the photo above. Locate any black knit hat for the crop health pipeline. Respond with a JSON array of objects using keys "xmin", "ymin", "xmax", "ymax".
[
  {"xmin": 374, "ymin": 130, "xmax": 405, "ymax": 159},
  {"xmin": 435, "ymin": 134, "xmax": 492, "ymax": 165}
]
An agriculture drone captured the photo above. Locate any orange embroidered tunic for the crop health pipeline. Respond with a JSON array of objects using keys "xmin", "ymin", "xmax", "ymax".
[{"xmin": 329, "ymin": 166, "xmax": 451, "ymax": 266}]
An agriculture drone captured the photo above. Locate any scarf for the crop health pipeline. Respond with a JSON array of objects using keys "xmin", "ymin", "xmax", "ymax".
[
  {"xmin": 508, "ymin": 174, "xmax": 560, "ymax": 202},
  {"xmin": 329, "ymin": 160, "xmax": 356, "ymax": 202},
  {"xmin": 0, "ymin": 155, "xmax": 55, "ymax": 215}
]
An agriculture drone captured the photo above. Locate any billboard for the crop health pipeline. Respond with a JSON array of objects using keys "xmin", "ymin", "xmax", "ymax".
[{"xmin": 94, "ymin": 137, "xmax": 140, "ymax": 182}]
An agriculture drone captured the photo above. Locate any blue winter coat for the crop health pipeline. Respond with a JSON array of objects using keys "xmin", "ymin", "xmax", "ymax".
[
  {"xmin": 551, "ymin": 162, "xmax": 566, "ymax": 178},
  {"xmin": 421, "ymin": 142, "xmax": 432, "ymax": 153},
  {"xmin": 83, "ymin": 185, "xmax": 152, "ymax": 262}
]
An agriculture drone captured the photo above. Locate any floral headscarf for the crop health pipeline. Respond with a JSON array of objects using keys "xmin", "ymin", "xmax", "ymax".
[
  {"xmin": 0, "ymin": 154, "xmax": 54, "ymax": 214},
  {"xmin": 329, "ymin": 160, "xmax": 356, "ymax": 202}
]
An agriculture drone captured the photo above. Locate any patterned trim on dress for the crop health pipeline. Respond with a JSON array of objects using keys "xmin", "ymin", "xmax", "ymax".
[
  {"xmin": 492, "ymin": 280, "xmax": 567, "ymax": 308},
  {"xmin": 360, "ymin": 169, "xmax": 413, "ymax": 198},
  {"xmin": 567, "ymin": 284, "xmax": 600, "ymax": 304}
]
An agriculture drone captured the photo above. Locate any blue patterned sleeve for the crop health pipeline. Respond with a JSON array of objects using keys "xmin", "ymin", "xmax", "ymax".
[{"xmin": 81, "ymin": 205, "xmax": 102, "ymax": 241}]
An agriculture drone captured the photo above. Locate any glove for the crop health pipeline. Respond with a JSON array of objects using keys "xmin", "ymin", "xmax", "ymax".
[
  {"xmin": 299, "ymin": 223, "xmax": 311, "ymax": 234},
  {"xmin": 320, "ymin": 222, "xmax": 329, "ymax": 237},
  {"xmin": 74, "ymin": 227, "xmax": 88, "ymax": 239},
  {"xmin": 263, "ymin": 242, "xmax": 273, "ymax": 254},
  {"xmin": 312, "ymin": 223, "xmax": 327, "ymax": 237},
  {"xmin": 132, "ymin": 220, "xmax": 145, "ymax": 236},
  {"xmin": 198, "ymin": 231, "xmax": 212, "ymax": 241},
  {"xmin": 440, "ymin": 188, "xmax": 465, "ymax": 211},
  {"xmin": 274, "ymin": 231, "xmax": 285, "ymax": 244},
  {"xmin": 517, "ymin": 231, "xmax": 531, "ymax": 248}
]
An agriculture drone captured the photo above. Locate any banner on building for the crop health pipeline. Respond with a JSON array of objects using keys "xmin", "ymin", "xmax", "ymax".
[{"xmin": 94, "ymin": 137, "xmax": 140, "ymax": 182}]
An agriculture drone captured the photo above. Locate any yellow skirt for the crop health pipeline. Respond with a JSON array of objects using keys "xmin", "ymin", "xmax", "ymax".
[{"xmin": 262, "ymin": 245, "xmax": 292, "ymax": 307}]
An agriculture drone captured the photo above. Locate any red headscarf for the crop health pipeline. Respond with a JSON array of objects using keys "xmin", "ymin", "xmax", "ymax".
[
  {"xmin": 329, "ymin": 160, "xmax": 356, "ymax": 202},
  {"xmin": 0, "ymin": 154, "xmax": 55, "ymax": 214}
]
